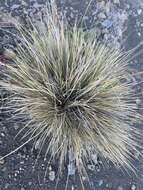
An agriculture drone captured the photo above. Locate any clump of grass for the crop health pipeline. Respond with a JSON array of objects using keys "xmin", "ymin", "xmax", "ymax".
[{"xmin": 0, "ymin": 2, "xmax": 143, "ymax": 181}]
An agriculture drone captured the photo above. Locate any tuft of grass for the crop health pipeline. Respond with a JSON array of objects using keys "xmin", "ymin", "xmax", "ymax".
[{"xmin": 0, "ymin": 2, "xmax": 143, "ymax": 180}]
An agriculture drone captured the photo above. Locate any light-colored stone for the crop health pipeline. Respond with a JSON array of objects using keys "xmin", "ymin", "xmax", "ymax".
[
  {"xmin": 71, "ymin": 185, "xmax": 74, "ymax": 190},
  {"xmin": 137, "ymin": 9, "xmax": 142, "ymax": 15},
  {"xmin": 68, "ymin": 162, "xmax": 76, "ymax": 176},
  {"xmin": 0, "ymin": 157, "xmax": 5, "ymax": 165},
  {"xmin": 14, "ymin": 124, "xmax": 19, "ymax": 130},
  {"xmin": 1, "ymin": 133, "xmax": 5, "ymax": 137},
  {"xmin": 21, "ymin": 0, "xmax": 28, "ymax": 6},
  {"xmin": 118, "ymin": 186, "xmax": 123, "ymax": 190},
  {"xmin": 49, "ymin": 165, "xmax": 52, "ymax": 171},
  {"xmin": 99, "ymin": 179, "xmax": 103, "ymax": 186},
  {"xmin": 131, "ymin": 184, "xmax": 136, "ymax": 190},
  {"xmin": 113, "ymin": 0, "xmax": 120, "ymax": 4},
  {"xmin": 98, "ymin": 12, "xmax": 106, "ymax": 19},
  {"xmin": 82, "ymin": 176, "xmax": 86, "ymax": 181},
  {"xmin": 91, "ymin": 154, "xmax": 98, "ymax": 165},
  {"xmin": 97, "ymin": 1, "xmax": 105, "ymax": 10},
  {"xmin": 49, "ymin": 171, "xmax": 55, "ymax": 181},
  {"xmin": 87, "ymin": 164, "xmax": 95, "ymax": 171},
  {"xmin": 34, "ymin": 139, "xmax": 41, "ymax": 150},
  {"xmin": 11, "ymin": 4, "xmax": 20, "ymax": 10}
]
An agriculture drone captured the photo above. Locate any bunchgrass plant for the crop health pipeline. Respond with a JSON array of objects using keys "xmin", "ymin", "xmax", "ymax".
[{"xmin": 0, "ymin": 2, "xmax": 143, "ymax": 185}]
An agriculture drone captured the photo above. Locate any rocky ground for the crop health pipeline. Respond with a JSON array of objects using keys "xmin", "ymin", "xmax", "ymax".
[{"xmin": 0, "ymin": 0, "xmax": 143, "ymax": 190}]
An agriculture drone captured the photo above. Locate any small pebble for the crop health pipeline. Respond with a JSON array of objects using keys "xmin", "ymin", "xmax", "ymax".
[
  {"xmin": 71, "ymin": 185, "xmax": 74, "ymax": 190},
  {"xmin": 118, "ymin": 186, "xmax": 123, "ymax": 190},
  {"xmin": 68, "ymin": 162, "xmax": 76, "ymax": 176},
  {"xmin": 34, "ymin": 139, "xmax": 41, "ymax": 150},
  {"xmin": 21, "ymin": 0, "xmax": 28, "ymax": 6},
  {"xmin": 98, "ymin": 12, "xmax": 106, "ymax": 19},
  {"xmin": 28, "ymin": 182, "xmax": 32, "ymax": 186},
  {"xmin": 99, "ymin": 179, "xmax": 103, "ymax": 186},
  {"xmin": 102, "ymin": 20, "xmax": 113, "ymax": 28},
  {"xmin": 87, "ymin": 164, "xmax": 95, "ymax": 171},
  {"xmin": 11, "ymin": 4, "xmax": 20, "ymax": 10},
  {"xmin": 138, "ymin": 32, "xmax": 141, "ymax": 36},
  {"xmin": 1, "ymin": 133, "xmax": 5, "ymax": 137},
  {"xmin": 21, "ymin": 188, "xmax": 25, "ymax": 190},
  {"xmin": 82, "ymin": 176, "xmax": 86, "ymax": 181},
  {"xmin": 131, "ymin": 184, "xmax": 136, "ymax": 190},
  {"xmin": 97, "ymin": 1, "xmax": 105, "ymax": 10},
  {"xmin": 49, "ymin": 165, "xmax": 52, "ymax": 171},
  {"xmin": 14, "ymin": 124, "xmax": 19, "ymax": 130},
  {"xmin": 91, "ymin": 154, "xmax": 98, "ymax": 165},
  {"xmin": 0, "ymin": 157, "xmax": 5, "ymax": 165},
  {"xmin": 137, "ymin": 9, "xmax": 142, "ymax": 15},
  {"xmin": 5, "ymin": 183, "xmax": 10, "ymax": 189},
  {"xmin": 113, "ymin": 0, "xmax": 120, "ymax": 4},
  {"xmin": 49, "ymin": 171, "xmax": 55, "ymax": 181}
]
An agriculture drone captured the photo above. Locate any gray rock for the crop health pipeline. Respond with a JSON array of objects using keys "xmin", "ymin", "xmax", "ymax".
[
  {"xmin": 98, "ymin": 179, "xmax": 103, "ymax": 186},
  {"xmin": 68, "ymin": 162, "xmax": 76, "ymax": 176},
  {"xmin": 137, "ymin": 9, "xmax": 142, "ymax": 15},
  {"xmin": 34, "ymin": 139, "xmax": 41, "ymax": 150},
  {"xmin": 98, "ymin": 12, "xmax": 106, "ymax": 19},
  {"xmin": 97, "ymin": 1, "xmax": 105, "ymax": 10},
  {"xmin": 0, "ymin": 157, "xmax": 5, "ymax": 165},
  {"xmin": 11, "ymin": 4, "xmax": 20, "ymax": 10},
  {"xmin": 113, "ymin": 0, "xmax": 120, "ymax": 5},
  {"xmin": 87, "ymin": 164, "xmax": 95, "ymax": 171},
  {"xmin": 118, "ymin": 186, "xmax": 123, "ymax": 190},
  {"xmin": 49, "ymin": 171, "xmax": 55, "ymax": 181},
  {"xmin": 101, "ymin": 20, "xmax": 113, "ymax": 28},
  {"xmin": 91, "ymin": 153, "xmax": 98, "ymax": 165},
  {"xmin": 131, "ymin": 184, "xmax": 136, "ymax": 190}
]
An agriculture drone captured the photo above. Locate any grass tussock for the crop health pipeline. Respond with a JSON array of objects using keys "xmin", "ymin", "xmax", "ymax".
[{"xmin": 0, "ymin": 3, "xmax": 143, "ymax": 178}]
